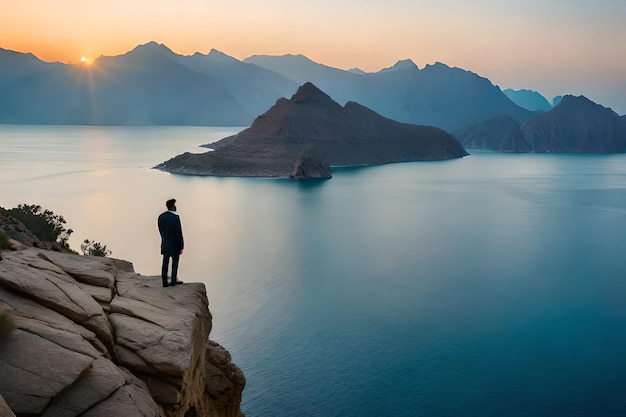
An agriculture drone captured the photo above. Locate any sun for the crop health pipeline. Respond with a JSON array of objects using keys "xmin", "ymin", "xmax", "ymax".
[{"xmin": 81, "ymin": 56, "xmax": 87, "ymax": 63}]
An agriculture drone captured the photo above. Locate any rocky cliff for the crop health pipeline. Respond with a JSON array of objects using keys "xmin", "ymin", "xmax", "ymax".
[
  {"xmin": 156, "ymin": 82, "xmax": 467, "ymax": 178},
  {"xmin": 520, "ymin": 95, "xmax": 626, "ymax": 153},
  {"xmin": 0, "ymin": 246, "xmax": 245, "ymax": 417}
]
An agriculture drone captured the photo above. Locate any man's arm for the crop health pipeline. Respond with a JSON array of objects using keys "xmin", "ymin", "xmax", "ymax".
[{"xmin": 176, "ymin": 217, "xmax": 184, "ymax": 252}]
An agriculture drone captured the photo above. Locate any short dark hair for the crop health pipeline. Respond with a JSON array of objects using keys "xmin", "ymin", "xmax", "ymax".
[{"xmin": 166, "ymin": 199, "xmax": 176, "ymax": 210}]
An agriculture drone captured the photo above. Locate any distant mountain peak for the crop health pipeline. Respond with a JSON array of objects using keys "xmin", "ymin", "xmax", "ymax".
[
  {"xmin": 290, "ymin": 82, "xmax": 335, "ymax": 104},
  {"xmin": 558, "ymin": 94, "xmax": 593, "ymax": 106},
  {"xmin": 378, "ymin": 59, "xmax": 418, "ymax": 73},
  {"xmin": 425, "ymin": 62, "xmax": 451, "ymax": 70},
  {"xmin": 554, "ymin": 94, "xmax": 620, "ymax": 117},
  {"xmin": 207, "ymin": 48, "xmax": 229, "ymax": 57},
  {"xmin": 503, "ymin": 88, "xmax": 552, "ymax": 112},
  {"xmin": 199, "ymin": 48, "xmax": 240, "ymax": 63},
  {"xmin": 126, "ymin": 41, "xmax": 175, "ymax": 57},
  {"xmin": 347, "ymin": 67, "xmax": 367, "ymax": 75}
]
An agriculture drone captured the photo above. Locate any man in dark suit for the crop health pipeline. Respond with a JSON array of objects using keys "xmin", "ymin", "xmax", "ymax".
[{"xmin": 158, "ymin": 198, "xmax": 184, "ymax": 287}]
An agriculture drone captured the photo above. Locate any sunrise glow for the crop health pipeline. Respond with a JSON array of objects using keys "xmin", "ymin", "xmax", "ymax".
[{"xmin": 0, "ymin": 0, "xmax": 625, "ymax": 113}]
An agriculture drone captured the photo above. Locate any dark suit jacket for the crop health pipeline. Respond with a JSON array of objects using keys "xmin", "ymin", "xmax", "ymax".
[{"xmin": 158, "ymin": 211, "xmax": 184, "ymax": 255}]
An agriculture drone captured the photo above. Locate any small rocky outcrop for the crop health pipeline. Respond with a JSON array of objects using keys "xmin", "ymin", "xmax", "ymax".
[
  {"xmin": 290, "ymin": 148, "xmax": 332, "ymax": 180},
  {"xmin": 156, "ymin": 82, "xmax": 468, "ymax": 178},
  {"xmin": 0, "ymin": 248, "xmax": 245, "ymax": 417},
  {"xmin": 521, "ymin": 95, "xmax": 626, "ymax": 153}
]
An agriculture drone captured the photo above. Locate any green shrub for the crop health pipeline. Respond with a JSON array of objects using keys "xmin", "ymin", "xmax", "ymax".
[
  {"xmin": 0, "ymin": 229, "xmax": 10, "ymax": 250},
  {"xmin": 81, "ymin": 239, "xmax": 112, "ymax": 257},
  {"xmin": 7, "ymin": 204, "xmax": 73, "ymax": 248},
  {"xmin": 0, "ymin": 309, "xmax": 15, "ymax": 338}
]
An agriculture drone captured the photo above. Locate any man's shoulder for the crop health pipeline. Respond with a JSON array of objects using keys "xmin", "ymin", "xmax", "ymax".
[
  {"xmin": 158, "ymin": 211, "xmax": 172, "ymax": 220},
  {"xmin": 159, "ymin": 211, "xmax": 180, "ymax": 221}
]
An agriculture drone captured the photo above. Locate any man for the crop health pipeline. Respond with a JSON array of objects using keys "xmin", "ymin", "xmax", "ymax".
[{"xmin": 158, "ymin": 198, "xmax": 184, "ymax": 287}]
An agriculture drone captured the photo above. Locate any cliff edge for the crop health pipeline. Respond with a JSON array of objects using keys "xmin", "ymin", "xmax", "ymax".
[{"xmin": 0, "ymin": 248, "xmax": 245, "ymax": 417}]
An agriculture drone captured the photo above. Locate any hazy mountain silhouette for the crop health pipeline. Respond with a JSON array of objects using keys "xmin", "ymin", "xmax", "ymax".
[
  {"xmin": 0, "ymin": 48, "xmax": 64, "ymax": 86},
  {"xmin": 0, "ymin": 48, "xmax": 72, "ymax": 123},
  {"xmin": 83, "ymin": 42, "xmax": 249, "ymax": 125},
  {"xmin": 245, "ymin": 55, "xmax": 533, "ymax": 131},
  {"xmin": 453, "ymin": 115, "xmax": 530, "ymax": 152},
  {"xmin": 0, "ymin": 42, "xmax": 298, "ymax": 125},
  {"xmin": 156, "ymin": 82, "xmax": 467, "ymax": 178},
  {"xmin": 347, "ymin": 68, "xmax": 367, "ymax": 75},
  {"xmin": 521, "ymin": 95, "xmax": 626, "ymax": 152},
  {"xmin": 503, "ymin": 88, "xmax": 552, "ymax": 112},
  {"xmin": 377, "ymin": 59, "xmax": 419, "ymax": 74},
  {"xmin": 1, "ymin": 41, "xmax": 623, "ymax": 141},
  {"xmin": 456, "ymin": 95, "xmax": 626, "ymax": 152},
  {"xmin": 0, "ymin": 42, "xmax": 252, "ymax": 125},
  {"xmin": 244, "ymin": 54, "xmax": 359, "ymax": 88},
  {"xmin": 173, "ymin": 49, "xmax": 299, "ymax": 118},
  {"xmin": 244, "ymin": 54, "xmax": 363, "ymax": 106}
]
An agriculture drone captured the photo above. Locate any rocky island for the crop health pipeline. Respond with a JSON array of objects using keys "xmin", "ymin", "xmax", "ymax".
[
  {"xmin": 0, "ymin": 210, "xmax": 245, "ymax": 417},
  {"xmin": 155, "ymin": 82, "xmax": 468, "ymax": 179}
]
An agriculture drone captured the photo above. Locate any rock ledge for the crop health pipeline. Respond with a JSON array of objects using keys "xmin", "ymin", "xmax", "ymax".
[{"xmin": 0, "ymin": 248, "xmax": 244, "ymax": 417}]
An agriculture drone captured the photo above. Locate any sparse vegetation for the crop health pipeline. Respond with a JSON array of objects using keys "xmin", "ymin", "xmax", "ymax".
[
  {"xmin": 7, "ymin": 204, "xmax": 73, "ymax": 249},
  {"xmin": 0, "ymin": 309, "xmax": 15, "ymax": 338},
  {"xmin": 81, "ymin": 239, "xmax": 112, "ymax": 257},
  {"xmin": 0, "ymin": 229, "xmax": 10, "ymax": 250},
  {"xmin": 0, "ymin": 229, "xmax": 11, "ymax": 261}
]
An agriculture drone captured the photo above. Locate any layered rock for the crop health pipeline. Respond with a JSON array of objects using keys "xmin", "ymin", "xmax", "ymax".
[
  {"xmin": 156, "ymin": 82, "xmax": 468, "ymax": 178},
  {"xmin": 0, "ymin": 248, "xmax": 244, "ymax": 417}
]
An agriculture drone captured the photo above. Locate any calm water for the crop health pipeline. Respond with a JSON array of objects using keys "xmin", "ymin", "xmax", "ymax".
[{"xmin": 1, "ymin": 126, "xmax": 626, "ymax": 417}]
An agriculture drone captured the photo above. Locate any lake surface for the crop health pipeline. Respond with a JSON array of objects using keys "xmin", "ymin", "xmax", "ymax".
[{"xmin": 1, "ymin": 125, "xmax": 626, "ymax": 417}]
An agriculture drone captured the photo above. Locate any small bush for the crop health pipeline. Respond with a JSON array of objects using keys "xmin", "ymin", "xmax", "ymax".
[
  {"xmin": 0, "ymin": 229, "xmax": 10, "ymax": 250},
  {"xmin": 0, "ymin": 309, "xmax": 15, "ymax": 338},
  {"xmin": 81, "ymin": 239, "xmax": 112, "ymax": 257}
]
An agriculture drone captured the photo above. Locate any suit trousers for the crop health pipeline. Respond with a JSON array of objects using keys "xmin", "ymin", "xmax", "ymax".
[{"xmin": 161, "ymin": 253, "xmax": 180, "ymax": 285}]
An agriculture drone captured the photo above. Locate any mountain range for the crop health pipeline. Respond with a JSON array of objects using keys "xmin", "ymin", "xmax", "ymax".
[
  {"xmin": 0, "ymin": 41, "xmax": 538, "ymax": 130},
  {"xmin": 0, "ymin": 42, "xmax": 298, "ymax": 125},
  {"xmin": 245, "ymin": 54, "xmax": 534, "ymax": 130},
  {"xmin": 2, "ymin": 41, "xmax": 625, "ymax": 153}
]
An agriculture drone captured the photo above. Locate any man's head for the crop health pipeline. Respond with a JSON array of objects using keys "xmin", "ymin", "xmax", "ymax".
[{"xmin": 166, "ymin": 199, "xmax": 177, "ymax": 211}]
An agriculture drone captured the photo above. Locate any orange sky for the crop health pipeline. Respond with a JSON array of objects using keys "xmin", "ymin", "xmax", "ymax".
[{"xmin": 2, "ymin": 0, "xmax": 625, "ymax": 113}]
